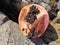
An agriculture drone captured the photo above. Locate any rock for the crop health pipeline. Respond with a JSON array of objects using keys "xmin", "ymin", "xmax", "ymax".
[
  {"xmin": 42, "ymin": 0, "xmax": 50, "ymax": 4},
  {"xmin": 22, "ymin": 0, "xmax": 29, "ymax": 4},
  {"xmin": 40, "ymin": 2, "xmax": 51, "ymax": 11},
  {"xmin": 31, "ymin": 0, "xmax": 42, "ymax": 4},
  {"xmin": 42, "ymin": 22, "xmax": 60, "ymax": 44},
  {"xmin": 0, "ymin": 18, "xmax": 46, "ymax": 45},
  {"xmin": 22, "ymin": 0, "xmax": 42, "ymax": 4},
  {"xmin": 42, "ymin": 23, "xmax": 58, "ymax": 41},
  {"xmin": 49, "ymin": 41, "xmax": 60, "ymax": 45},
  {"xmin": 48, "ymin": 6, "xmax": 59, "ymax": 20},
  {"xmin": 0, "ymin": 11, "xmax": 9, "ymax": 25},
  {"xmin": 57, "ymin": 0, "xmax": 60, "ymax": 10},
  {"xmin": 0, "ymin": 20, "xmax": 12, "ymax": 45},
  {"xmin": 50, "ymin": 22, "xmax": 60, "ymax": 43}
]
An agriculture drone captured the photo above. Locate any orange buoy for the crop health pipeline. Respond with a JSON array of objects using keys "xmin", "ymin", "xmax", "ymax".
[{"xmin": 18, "ymin": 4, "xmax": 49, "ymax": 38}]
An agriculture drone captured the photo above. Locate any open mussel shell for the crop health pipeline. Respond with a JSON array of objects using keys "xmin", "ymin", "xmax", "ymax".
[{"xmin": 18, "ymin": 4, "xmax": 49, "ymax": 39}]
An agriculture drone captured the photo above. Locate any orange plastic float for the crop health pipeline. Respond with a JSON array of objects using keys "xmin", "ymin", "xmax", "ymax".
[{"xmin": 18, "ymin": 4, "xmax": 49, "ymax": 38}]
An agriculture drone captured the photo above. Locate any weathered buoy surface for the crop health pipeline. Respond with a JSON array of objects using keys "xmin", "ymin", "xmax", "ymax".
[{"xmin": 18, "ymin": 4, "xmax": 49, "ymax": 38}]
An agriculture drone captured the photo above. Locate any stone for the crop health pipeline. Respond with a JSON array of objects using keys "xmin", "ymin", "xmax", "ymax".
[
  {"xmin": 50, "ymin": 22, "xmax": 60, "ymax": 43},
  {"xmin": 22, "ymin": 0, "xmax": 29, "ymax": 4},
  {"xmin": 42, "ymin": 0, "xmax": 50, "ymax": 4},
  {"xmin": 0, "ymin": 11, "xmax": 9, "ymax": 25},
  {"xmin": 0, "ymin": 20, "xmax": 12, "ymax": 45},
  {"xmin": 9, "ymin": 21, "xmax": 46, "ymax": 45},
  {"xmin": 42, "ymin": 22, "xmax": 60, "ymax": 44},
  {"xmin": 49, "ymin": 41, "xmax": 60, "ymax": 45},
  {"xmin": 31, "ymin": 0, "xmax": 42, "ymax": 4},
  {"xmin": 40, "ymin": 2, "xmax": 51, "ymax": 11},
  {"xmin": 42, "ymin": 23, "xmax": 58, "ymax": 41},
  {"xmin": 22, "ymin": 0, "xmax": 42, "ymax": 4},
  {"xmin": 31, "ymin": 38, "xmax": 47, "ymax": 45},
  {"xmin": 57, "ymin": 0, "xmax": 60, "ymax": 10},
  {"xmin": 0, "ymin": 18, "xmax": 46, "ymax": 45}
]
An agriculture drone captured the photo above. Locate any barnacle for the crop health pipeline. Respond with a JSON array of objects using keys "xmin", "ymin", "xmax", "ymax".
[{"xmin": 25, "ymin": 5, "xmax": 39, "ymax": 24}]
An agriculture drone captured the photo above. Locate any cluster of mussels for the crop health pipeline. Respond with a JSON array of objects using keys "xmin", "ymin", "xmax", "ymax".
[{"xmin": 25, "ymin": 5, "xmax": 40, "ymax": 24}]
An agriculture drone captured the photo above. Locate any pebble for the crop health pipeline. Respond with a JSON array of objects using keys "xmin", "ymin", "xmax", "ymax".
[
  {"xmin": 42, "ymin": 0, "xmax": 50, "ymax": 4},
  {"xmin": 40, "ymin": 2, "xmax": 51, "ymax": 11},
  {"xmin": 50, "ymin": 22, "xmax": 60, "ymax": 44},
  {"xmin": 0, "ymin": 20, "xmax": 12, "ymax": 45},
  {"xmin": 0, "ymin": 11, "xmax": 9, "ymax": 25},
  {"xmin": 57, "ymin": 0, "xmax": 60, "ymax": 10},
  {"xmin": 49, "ymin": 41, "xmax": 60, "ymax": 45}
]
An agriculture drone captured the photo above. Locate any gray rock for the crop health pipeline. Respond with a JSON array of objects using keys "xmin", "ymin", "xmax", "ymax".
[
  {"xmin": 32, "ymin": 0, "xmax": 42, "ymax": 4},
  {"xmin": 40, "ymin": 2, "xmax": 51, "ymax": 11},
  {"xmin": 0, "ymin": 18, "xmax": 46, "ymax": 45},
  {"xmin": 0, "ymin": 11, "xmax": 9, "ymax": 25},
  {"xmin": 57, "ymin": 0, "xmax": 60, "ymax": 10},
  {"xmin": 9, "ymin": 21, "xmax": 46, "ymax": 45},
  {"xmin": 22, "ymin": 0, "xmax": 29, "ymax": 4},
  {"xmin": 42, "ymin": 24, "xmax": 58, "ymax": 43},
  {"xmin": 0, "ymin": 20, "xmax": 12, "ymax": 45},
  {"xmin": 22, "ymin": 0, "xmax": 42, "ymax": 4},
  {"xmin": 16, "ymin": 38, "xmax": 36, "ymax": 45},
  {"xmin": 42, "ymin": 0, "xmax": 50, "ymax": 4},
  {"xmin": 49, "ymin": 41, "xmax": 60, "ymax": 45},
  {"xmin": 8, "ymin": 20, "xmax": 24, "ymax": 45}
]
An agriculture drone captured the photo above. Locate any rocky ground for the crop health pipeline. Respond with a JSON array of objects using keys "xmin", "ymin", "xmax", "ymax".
[{"xmin": 0, "ymin": 0, "xmax": 60, "ymax": 45}]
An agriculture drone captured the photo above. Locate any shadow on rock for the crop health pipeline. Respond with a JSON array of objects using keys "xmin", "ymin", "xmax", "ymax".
[
  {"xmin": 0, "ymin": 0, "xmax": 22, "ymax": 23},
  {"xmin": 30, "ymin": 38, "xmax": 46, "ymax": 45},
  {"xmin": 29, "ymin": 23, "xmax": 58, "ymax": 45},
  {"xmin": 41, "ymin": 23, "xmax": 58, "ymax": 44},
  {"xmin": 0, "ymin": 6, "xmax": 19, "ymax": 23}
]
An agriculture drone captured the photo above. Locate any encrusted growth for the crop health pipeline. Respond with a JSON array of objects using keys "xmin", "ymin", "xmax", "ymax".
[{"xmin": 25, "ymin": 5, "xmax": 40, "ymax": 24}]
